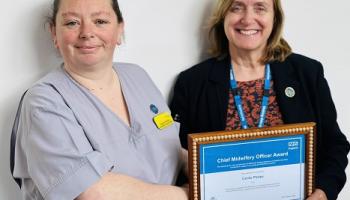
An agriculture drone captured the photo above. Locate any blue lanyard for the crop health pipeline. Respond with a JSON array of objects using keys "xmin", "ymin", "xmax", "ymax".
[{"xmin": 229, "ymin": 64, "xmax": 271, "ymax": 129}]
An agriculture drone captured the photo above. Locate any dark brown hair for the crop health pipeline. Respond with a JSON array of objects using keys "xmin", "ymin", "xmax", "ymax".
[{"xmin": 49, "ymin": 0, "xmax": 124, "ymax": 25}]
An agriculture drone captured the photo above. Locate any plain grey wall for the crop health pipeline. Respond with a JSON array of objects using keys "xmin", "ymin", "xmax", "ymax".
[{"xmin": 1, "ymin": 0, "xmax": 349, "ymax": 199}]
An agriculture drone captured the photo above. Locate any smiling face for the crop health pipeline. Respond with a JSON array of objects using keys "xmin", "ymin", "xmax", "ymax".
[
  {"xmin": 224, "ymin": 0, "xmax": 274, "ymax": 55},
  {"xmin": 51, "ymin": 0, "xmax": 124, "ymax": 69}
]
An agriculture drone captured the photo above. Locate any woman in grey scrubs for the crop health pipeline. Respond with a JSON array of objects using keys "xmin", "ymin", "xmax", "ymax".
[{"xmin": 12, "ymin": 0, "xmax": 188, "ymax": 199}]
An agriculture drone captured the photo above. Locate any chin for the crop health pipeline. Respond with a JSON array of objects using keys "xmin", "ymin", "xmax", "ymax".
[
  {"xmin": 76, "ymin": 55, "xmax": 103, "ymax": 65},
  {"xmin": 235, "ymin": 43, "xmax": 265, "ymax": 52},
  {"xmin": 74, "ymin": 59, "xmax": 101, "ymax": 67}
]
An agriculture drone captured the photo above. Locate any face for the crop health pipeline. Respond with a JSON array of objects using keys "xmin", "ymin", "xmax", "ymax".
[
  {"xmin": 51, "ymin": 0, "xmax": 124, "ymax": 69},
  {"xmin": 224, "ymin": 0, "xmax": 274, "ymax": 54}
]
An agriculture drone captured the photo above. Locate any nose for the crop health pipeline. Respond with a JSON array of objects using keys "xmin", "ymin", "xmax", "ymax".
[
  {"xmin": 240, "ymin": 8, "xmax": 254, "ymax": 25},
  {"xmin": 79, "ymin": 22, "xmax": 95, "ymax": 39}
]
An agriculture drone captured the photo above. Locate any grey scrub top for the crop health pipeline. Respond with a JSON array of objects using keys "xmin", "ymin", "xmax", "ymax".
[{"xmin": 13, "ymin": 63, "xmax": 182, "ymax": 200}]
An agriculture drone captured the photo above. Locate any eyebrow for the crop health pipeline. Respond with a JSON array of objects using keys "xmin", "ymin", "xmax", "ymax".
[
  {"xmin": 61, "ymin": 11, "xmax": 112, "ymax": 18},
  {"xmin": 91, "ymin": 11, "xmax": 112, "ymax": 17},
  {"xmin": 232, "ymin": 1, "xmax": 244, "ymax": 6},
  {"xmin": 255, "ymin": 1, "xmax": 270, "ymax": 7},
  {"xmin": 232, "ymin": 0, "xmax": 270, "ymax": 6},
  {"xmin": 61, "ymin": 12, "xmax": 80, "ymax": 18}
]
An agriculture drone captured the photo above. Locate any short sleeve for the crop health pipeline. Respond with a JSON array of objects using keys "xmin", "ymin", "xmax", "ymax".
[{"xmin": 22, "ymin": 86, "xmax": 114, "ymax": 199}]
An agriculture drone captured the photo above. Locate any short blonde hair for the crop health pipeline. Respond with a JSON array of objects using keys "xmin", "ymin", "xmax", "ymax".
[{"xmin": 208, "ymin": 0, "xmax": 292, "ymax": 63}]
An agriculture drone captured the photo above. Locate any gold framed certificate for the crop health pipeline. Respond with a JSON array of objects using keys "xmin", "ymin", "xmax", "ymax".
[{"xmin": 188, "ymin": 122, "xmax": 316, "ymax": 200}]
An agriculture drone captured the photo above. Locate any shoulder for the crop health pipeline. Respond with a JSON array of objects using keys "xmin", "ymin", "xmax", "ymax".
[
  {"xmin": 114, "ymin": 62, "xmax": 155, "ymax": 82},
  {"xmin": 179, "ymin": 57, "xmax": 219, "ymax": 77},
  {"xmin": 272, "ymin": 53, "xmax": 325, "ymax": 83},
  {"xmin": 284, "ymin": 53, "xmax": 323, "ymax": 74},
  {"xmin": 24, "ymin": 86, "xmax": 63, "ymax": 114},
  {"xmin": 286, "ymin": 53, "xmax": 321, "ymax": 65},
  {"xmin": 114, "ymin": 62, "xmax": 148, "ymax": 76},
  {"xmin": 113, "ymin": 62, "xmax": 162, "ymax": 93},
  {"xmin": 176, "ymin": 57, "xmax": 227, "ymax": 84},
  {"xmin": 23, "ymin": 68, "xmax": 69, "ymax": 112}
]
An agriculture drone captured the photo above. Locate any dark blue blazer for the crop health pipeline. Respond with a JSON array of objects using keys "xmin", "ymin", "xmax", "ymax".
[{"xmin": 170, "ymin": 53, "xmax": 350, "ymax": 200}]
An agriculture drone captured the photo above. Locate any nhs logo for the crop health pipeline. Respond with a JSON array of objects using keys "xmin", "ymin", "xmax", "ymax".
[{"xmin": 288, "ymin": 141, "xmax": 299, "ymax": 150}]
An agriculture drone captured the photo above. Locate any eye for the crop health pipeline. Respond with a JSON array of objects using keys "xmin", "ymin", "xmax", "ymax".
[
  {"xmin": 95, "ymin": 19, "xmax": 110, "ymax": 25},
  {"xmin": 64, "ymin": 20, "xmax": 79, "ymax": 27},
  {"xmin": 255, "ymin": 5, "xmax": 268, "ymax": 14},
  {"xmin": 230, "ymin": 5, "xmax": 244, "ymax": 13}
]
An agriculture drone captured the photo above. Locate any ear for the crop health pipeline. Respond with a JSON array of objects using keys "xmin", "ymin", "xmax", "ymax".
[
  {"xmin": 50, "ymin": 24, "xmax": 59, "ymax": 49},
  {"xmin": 116, "ymin": 22, "xmax": 124, "ymax": 45}
]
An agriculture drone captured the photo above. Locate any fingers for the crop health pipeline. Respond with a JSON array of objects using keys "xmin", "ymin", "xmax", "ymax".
[{"xmin": 306, "ymin": 189, "xmax": 328, "ymax": 200}]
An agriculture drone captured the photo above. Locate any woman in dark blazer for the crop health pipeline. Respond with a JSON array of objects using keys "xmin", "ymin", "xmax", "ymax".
[{"xmin": 170, "ymin": 0, "xmax": 349, "ymax": 199}]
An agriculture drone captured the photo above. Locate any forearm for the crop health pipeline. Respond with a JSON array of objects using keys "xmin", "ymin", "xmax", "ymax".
[{"xmin": 77, "ymin": 172, "xmax": 188, "ymax": 200}]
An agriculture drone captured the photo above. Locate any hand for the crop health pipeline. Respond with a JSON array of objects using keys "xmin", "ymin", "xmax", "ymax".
[{"xmin": 306, "ymin": 189, "xmax": 328, "ymax": 200}]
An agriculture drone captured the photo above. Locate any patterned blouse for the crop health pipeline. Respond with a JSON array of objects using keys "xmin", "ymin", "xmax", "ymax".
[{"xmin": 225, "ymin": 78, "xmax": 284, "ymax": 130}]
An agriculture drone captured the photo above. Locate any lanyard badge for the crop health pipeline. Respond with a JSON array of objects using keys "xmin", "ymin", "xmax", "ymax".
[{"xmin": 230, "ymin": 63, "xmax": 271, "ymax": 129}]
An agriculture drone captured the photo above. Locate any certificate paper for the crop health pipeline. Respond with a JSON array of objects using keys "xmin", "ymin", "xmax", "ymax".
[
  {"xmin": 188, "ymin": 123, "xmax": 316, "ymax": 200},
  {"xmin": 200, "ymin": 135, "xmax": 305, "ymax": 200}
]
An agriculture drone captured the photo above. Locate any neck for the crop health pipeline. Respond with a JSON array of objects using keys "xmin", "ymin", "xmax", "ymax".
[
  {"xmin": 64, "ymin": 62, "xmax": 117, "ymax": 91},
  {"xmin": 229, "ymin": 46, "xmax": 264, "ymax": 68},
  {"xmin": 229, "ymin": 47, "xmax": 266, "ymax": 81}
]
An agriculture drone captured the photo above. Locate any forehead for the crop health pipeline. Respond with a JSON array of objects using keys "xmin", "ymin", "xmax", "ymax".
[
  {"xmin": 231, "ymin": 0, "xmax": 273, "ymax": 6},
  {"xmin": 58, "ymin": 0, "xmax": 113, "ymax": 14}
]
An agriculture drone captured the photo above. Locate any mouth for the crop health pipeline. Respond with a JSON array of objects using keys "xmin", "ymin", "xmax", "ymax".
[
  {"xmin": 236, "ymin": 29, "xmax": 259, "ymax": 36},
  {"xmin": 76, "ymin": 45, "xmax": 98, "ymax": 49},
  {"xmin": 75, "ymin": 45, "xmax": 100, "ymax": 53}
]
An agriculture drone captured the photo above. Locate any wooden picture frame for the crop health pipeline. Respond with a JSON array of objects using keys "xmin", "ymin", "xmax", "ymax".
[{"xmin": 188, "ymin": 122, "xmax": 316, "ymax": 200}]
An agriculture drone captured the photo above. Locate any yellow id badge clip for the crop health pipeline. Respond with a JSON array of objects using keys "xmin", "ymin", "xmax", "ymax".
[{"xmin": 153, "ymin": 112, "xmax": 174, "ymax": 130}]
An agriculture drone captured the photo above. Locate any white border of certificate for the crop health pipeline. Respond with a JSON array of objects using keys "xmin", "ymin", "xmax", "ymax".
[
  {"xmin": 188, "ymin": 122, "xmax": 316, "ymax": 200},
  {"xmin": 201, "ymin": 136, "xmax": 304, "ymax": 200}
]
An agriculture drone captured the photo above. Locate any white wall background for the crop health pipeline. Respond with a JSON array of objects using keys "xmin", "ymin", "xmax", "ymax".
[{"xmin": 0, "ymin": 0, "xmax": 349, "ymax": 199}]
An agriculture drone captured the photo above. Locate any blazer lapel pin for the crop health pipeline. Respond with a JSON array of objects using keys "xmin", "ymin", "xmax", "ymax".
[{"xmin": 285, "ymin": 87, "xmax": 295, "ymax": 98}]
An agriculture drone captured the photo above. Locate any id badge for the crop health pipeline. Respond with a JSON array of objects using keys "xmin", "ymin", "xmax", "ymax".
[{"xmin": 153, "ymin": 112, "xmax": 174, "ymax": 130}]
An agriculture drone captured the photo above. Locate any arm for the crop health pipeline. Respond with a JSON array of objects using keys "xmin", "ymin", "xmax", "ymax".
[
  {"xmin": 312, "ymin": 63, "xmax": 350, "ymax": 200},
  {"xmin": 170, "ymin": 72, "xmax": 189, "ymax": 149},
  {"xmin": 76, "ymin": 111, "xmax": 189, "ymax": 199},
  {"xmin": 180, "ymin": 148, "xmax": 189, "ymax": 178},
  {"xmin": 77, "ymin": 173, "xmax": 188, "ymax": 200},
  {"xmin": 170, "ymin": 74, "xmax": 191, "ymax": 186}
]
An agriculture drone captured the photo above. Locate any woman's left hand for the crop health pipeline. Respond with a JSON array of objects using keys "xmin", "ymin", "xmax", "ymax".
[{"xmin": 306, "ymin": 189, "xmax": 328, "ymax": 200}]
